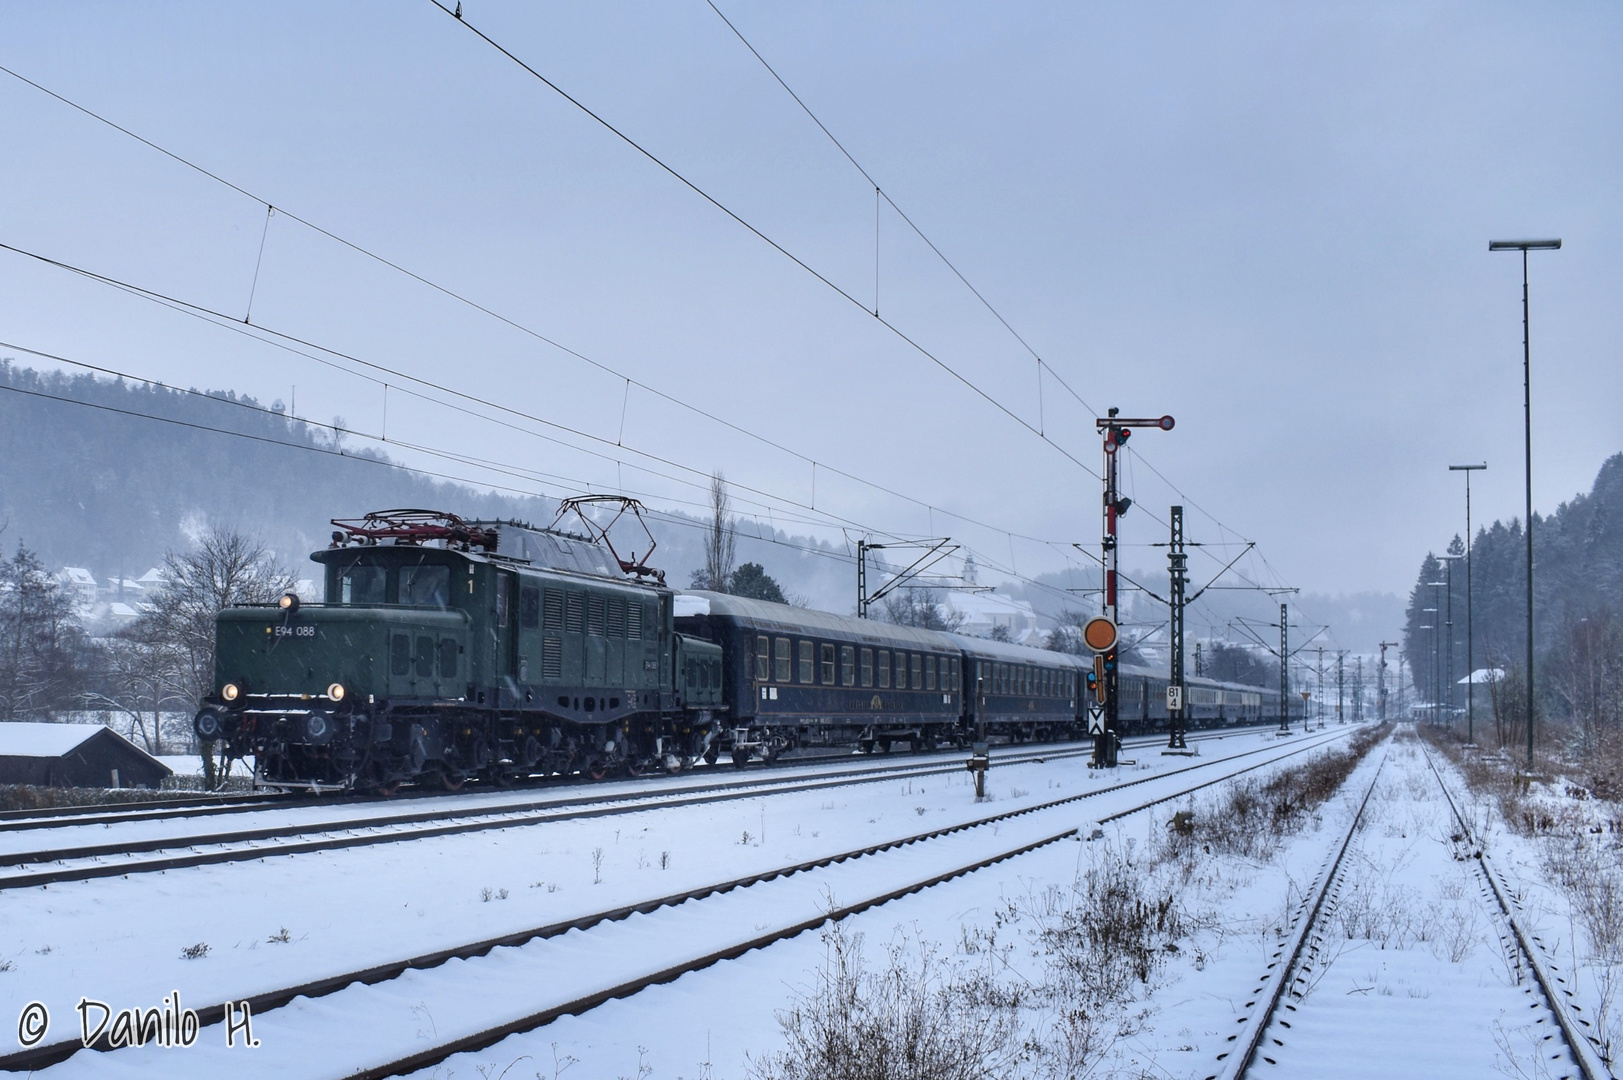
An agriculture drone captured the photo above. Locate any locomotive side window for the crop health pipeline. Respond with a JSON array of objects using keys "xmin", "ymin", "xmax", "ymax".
[
  {"xmin": 860, "ymin": 648, "xmax": 873, "ymax": 687},
  {"xmin": 756, "ymin": 636, "xmax": 770, "ymax": 680},
  {"xmin": 415, "ymin": 635, "xmax": 435, "ymax": 678},
  {"xmin": 840, "ymin": 645, "xmax": 855, "ymax": 686},
  {"xmin": 820, "ymin": 644, "xmax": 835, "ymax": 685},
  {"xmin": 924, "ymin": 655, "xmax": 936, "ymax": 690},
  {"xmin": 519, "ymin": 586, "xmax": 540, "ymax": 629},
  {"xmin": 543, "ymin": 589, "xmax": 563, "ymax": 631},
  {"xmin": 391, "ymin": 634, "xmax": 411, "ymax": 676},
  {"xmin": 910, "ymin": 653, "xmax": 922, "ymax": 690},
  {"xmin": 438, "ymin": 638, "xmax": 458, "ymax": 678},
  {"xmin": 565, "ymin": 593, "xmax": 584, "ymax": 634},
  {"xmin": 798, "ymin": 640, "xmax": 813, "ymax": 683},
  {"xmin": 494, "ymin": 577, "xmax": 510, "ymax": 627},
  {"xmin": 401, "ymin": 565, "xmax": 451, "ymax": 608},
  {"xmin": 774, "ymin": 638, "xmax": 790, "ymax": 682},
  {"xmin": 877, "ymin": 649, "xmax": 891, "ymax": 689},
  {"xmin": 339, "ymin": 565, "xmax": 386, "ymax": 605}
]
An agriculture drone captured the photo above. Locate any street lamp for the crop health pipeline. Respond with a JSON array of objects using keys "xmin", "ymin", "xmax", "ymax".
[
  {"xmin": 1490, "ymin": 238, "xmax": 1561, "ymax": 769},
  {"xmin": 1424, "ymin": 587, "xmax": 1446, "ymax": 724},
  {"xmin": 1439, "ymin": 555, "xmax": 1463, "ymax": 727},
  {"xmin": 1450, "ymin": 463, "xmax": 1486, "ymax": 744}
]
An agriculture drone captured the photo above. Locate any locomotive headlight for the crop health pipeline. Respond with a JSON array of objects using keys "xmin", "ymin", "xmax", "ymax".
[
  {"xmin": 306, "ymin": 714, "xmax": 330, "ymax": 740},
  {"xmin": 278, "ymin": 592, "xmax": 300, "ymax": 613},
  {"xmin": 327, "ymin": 683, "xmax": 346, "ymax": 702},
  {"xmin": 221, "ymin": 682, "xmax": 242, "ymax": 703},
  {"xmin": 194, "ymin": 709, "xmax": 222, "ymax": 739}
]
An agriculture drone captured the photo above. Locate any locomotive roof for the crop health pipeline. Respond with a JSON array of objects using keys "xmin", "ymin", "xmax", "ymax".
[
  {"xmin": 676, "ymin": 591, "xmax": 958, "ymax": 650},
  {"xmin": 475, "ymin": 521, "xmax": 628, "ymax": 579}
]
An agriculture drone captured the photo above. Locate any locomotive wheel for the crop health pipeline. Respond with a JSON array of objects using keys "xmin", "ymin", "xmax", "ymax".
[
  {"xmin": 586, "ymin": 759, "xmax": 609, "ymax": 781},
  {"xmin": 426, "ymin": 767, "xmax": 465, "ymax": 792},
  {"xmin": 731, "ymin": 748, "xmax": 750, "ymax": 768},
  {"xmin": 703, "ymin": 745, "xmax": 720, "ymax": 767},
  {"xmin": 375, "ymin": 779, "xmax": 402, "ymax": 797}
]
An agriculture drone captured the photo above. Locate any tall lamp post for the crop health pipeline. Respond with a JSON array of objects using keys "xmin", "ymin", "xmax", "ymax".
[
  {"xmin": 1439, "ymin": 556, "xmax": 1462, "ymax": 726},
  {"xmin": 1421, "ymin": 603, "xmax": 1440, "ymax": 723},
  {"xmin": 1490, "ymin": 238, "xmax": 1561, "ymax": 769},
  {"xmin": 1449, "ymin": 463, "xmax": 1486, "ymax": 743}
]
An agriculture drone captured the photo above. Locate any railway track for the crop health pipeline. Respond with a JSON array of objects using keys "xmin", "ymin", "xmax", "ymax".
[
  {"xmin": 1206, "ymin": 736, "xmax": 1616, "ymax": 1080},
  {"xmin": 0, "ymin": 727, "xmax": 1319, "ymax": 892},
  {"xmin": 0, "ymin": 721, "xmax": 1290, "ymax": 832},
  {"xmin": 3, "ymin": 726, "xmax": 1356, "ymax": 1076}
]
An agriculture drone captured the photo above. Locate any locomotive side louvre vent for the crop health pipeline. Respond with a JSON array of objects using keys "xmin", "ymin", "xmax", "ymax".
[
  {"xmin": 543, "ymin": 589, "xmax": 564, "ymax": 631},
  {"xmin": 627, "ymin": 602, "xmax": 642, "ymax": 639},
  {"xmin": 565, "ymin": 592, "xmax": 584, "ymax": 634},
  {"xmin": 391, "ymin": 634, "xmax": 412, "ymax": 677},
  {"xmin": 587, "ymin": 595, "xmax": 606, "ymax": 637},
  {"xmin": 542, "ymin": 637, "xmax": 562, "ymax": 681},
  {"xmin": 607, "ymin": 597, "xmax": 625, "ymax": 638}
]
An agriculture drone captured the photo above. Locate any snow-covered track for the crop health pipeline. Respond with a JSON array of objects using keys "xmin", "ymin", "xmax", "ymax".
[
  {"xmin": 3, "ymin": 729, "xmax": 1353, "ymax": 1076},
  {"xmin": 1208, "ymin": 748, "xmax": 1390, "ymax": 1080},
  {"xmin": 0, "ymin": 743, "xmax": 1095, "ymax": 890},
  {"xmin": 1420, "ymin": 745, "xmax": 1617, "ymax": 1080}
]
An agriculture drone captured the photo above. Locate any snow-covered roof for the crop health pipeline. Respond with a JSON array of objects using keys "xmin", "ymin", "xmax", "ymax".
[
  {"xmin": 0, "ymin": 722, "xmax": 107, "ymax": 757},
  {"xmin": 136, "ymin": 567, "xmax": 167, "ymax": 585},
  {"xmin": 59, "ymin": 567, "xmax": 96, "ymax": 587},
  {"xmin": 107, "ymin": 602, "xmax": 142, "ymax": 619},
  {"xmin": 1458, "ymin": 667, "xmax": 1505, "ymax": 685}
]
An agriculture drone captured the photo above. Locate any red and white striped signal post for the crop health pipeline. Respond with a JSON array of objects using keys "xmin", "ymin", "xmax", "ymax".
[{"xmin": 1092, "ymin": 409, "xmax": 1174, "ymax": 768}]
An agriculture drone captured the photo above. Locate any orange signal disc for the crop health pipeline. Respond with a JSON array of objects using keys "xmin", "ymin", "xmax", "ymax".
[{"xmin": 1082, "ymin": 617, "xmax": 1118, "ymax": 652}]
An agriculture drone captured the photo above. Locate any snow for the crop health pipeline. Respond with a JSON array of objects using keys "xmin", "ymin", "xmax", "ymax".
[
  {"xmin": 0, "ymin": 722, "xmax": 105, "ymax": 758},
  {"xmin": 0, "ymin": 726, "xmax": 1356, "ymax": 1078}
]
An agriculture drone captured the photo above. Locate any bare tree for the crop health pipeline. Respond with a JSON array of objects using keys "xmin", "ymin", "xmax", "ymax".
[
  {"xmin": 881, "ymin": 588, "xmax": 965, "ymax": 632},
  {"xmin": 84, "ymin": 622, "xmax": 190, "ymax": 755},
  {"xmin": 700, "ymin": 471, "xmax": 737, "ymax": 593},
  {"xmin": 136, "ymin": 528, "xmax": 292, "ymax": 781}
]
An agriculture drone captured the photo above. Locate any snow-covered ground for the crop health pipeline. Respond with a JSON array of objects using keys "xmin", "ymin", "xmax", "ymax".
[{"xmin": 0, "ymin": 727, "xmax": 1353, "ymax": 1077}]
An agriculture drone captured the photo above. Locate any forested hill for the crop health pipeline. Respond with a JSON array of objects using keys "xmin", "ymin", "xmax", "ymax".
[
  {"xmin": 0, "ymin": 361, "xmax": 852, "ymax": 604},
  {"xmin": 1404, "ymin": 452, "xmax": 1623, "ymax": 704}
]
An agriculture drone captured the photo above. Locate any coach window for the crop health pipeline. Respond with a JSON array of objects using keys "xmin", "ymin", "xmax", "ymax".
[
  {"xmin": 860, "ymin": 648, "xmax": 874, "ymax": 687},
  {"xmin": 896, "ymin": 652, "xmax": 909, "ymax": 690},
  {"xmin": 798, "ymin": 640, "xmax": 814, "ymax": 684},
  {"xmin": 910, "ymin": 653, "xmax": 922, "ymax": 690},
  {"xmin": 924, "ymin": 655, "xmax": 936, "ymax": 691},
  {"xmin": 774, "ymin": 638, "xmax": 791, "ymax": 683},
  {"xmin": 841, "ymin": 645, "xmax": 856, "ymax": 686},
  {"xmin": 756, "ymin": 635, "xmax": 770, "ymax": 681},
  {"xmin": 820, "ymin": 644, "xmax": 836, "ymax": 685},
  {"xmin": 877, "ymin": 649, "xmax": 891, "ymax": 689}
]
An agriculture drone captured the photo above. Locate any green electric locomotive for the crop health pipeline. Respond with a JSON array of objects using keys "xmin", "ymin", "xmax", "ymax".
[{"xmin": 193, "ymin": 505, "xmax": 724, "ymax": 792}]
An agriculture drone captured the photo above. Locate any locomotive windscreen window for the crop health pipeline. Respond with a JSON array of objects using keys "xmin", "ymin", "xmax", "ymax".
[
  {"xmin": 565, "ymin": 593, "xmax": 584, "ymax": 634},
  {"xmin": 756, "ymin": 636, "xmax": 770, "ymax": 680},
  {"xmin": 391, "ymin": 633, "xmax": 411, "ymax": 676},
  {"xmin": 627, "ymin": 603, "xmax": 643, "ymax": 639},
  {"xmin": 607, "ymin": 598, "xmax": 625, "ymax": 638},
  {"xmin": 587, "ymin": 596, "xmax": 606, "ymax": 636},
  {"xmin": 924, "ymin": 655, "xmax": 936, "ymax": 691},
  {"xmin": 840, "ymin": 645, "xmax": 855, "ymax": 686},
  {"xmin": 339, "ymin": 565, "xmax": 386, "ymax": 605},
  {"xmin": 860, "ymin": 648, "xmax": 873, "ymax": 687},
  {"xmin": 438, "ymin": 637, "xmax": 458, "ymax": 678},
  {"xmin": 543, "ymin": 589, "xmax": 564, "ymax": 630},
  {"xmin": 520, "ymin": 586, "xmax": 540, "ymax": 629},
  {"xmin": 910, "ymin": 653, "xmax": 922, "ymax": 690},
  {"xmin": 774, "ymin": 638, "xmax": 791, "ymax": 682},
  {"xmin": 400, "ymin": 565, "xmax": 451, "ymax": 608},
  {"xmin": 820, "ymin": 644, "xmax": 835, "ymax": 685},
  {"xmin": 415, "ymin": 635, "xmax": 435, "ymax": 678},
  {"xmin": 877, "ymin": 649, "xmax": 890, "ymax": 689}
]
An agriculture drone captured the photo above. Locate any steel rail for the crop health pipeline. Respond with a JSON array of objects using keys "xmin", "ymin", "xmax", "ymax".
[
  {"xmin": 1420, "ymin": 744, "xmax": 1617, "ymax": 1080},
  {"xmin": 0, "ymin": 731, "xmax": 1348, "ymax": 892},
  {"xmin": 1208, "ymin": 749, "xmax": 1389, "ymax": 1080},
  {"xmin": 0, "ymin": 729, "xmax": 1356, "ymax": 1073},
  {"xmin": 0, "ymin": 720, "xmax": 1288, "ymax": 830}
]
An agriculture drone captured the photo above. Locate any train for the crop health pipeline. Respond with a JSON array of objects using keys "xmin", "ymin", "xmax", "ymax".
[{"xmin": 193, "ymin": 506, "xmax": 1281, "ymax": 793}]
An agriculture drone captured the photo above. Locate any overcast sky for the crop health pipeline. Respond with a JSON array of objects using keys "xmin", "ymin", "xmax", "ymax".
[{"xmin": 1, "ymin": 2, "xmax": 1618, "ymax": 612}]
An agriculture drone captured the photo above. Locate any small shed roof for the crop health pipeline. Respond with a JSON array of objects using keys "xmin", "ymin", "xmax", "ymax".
[{"xmin": 0, "ymin": 722, "xmax": 108, "ymax": 758}]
